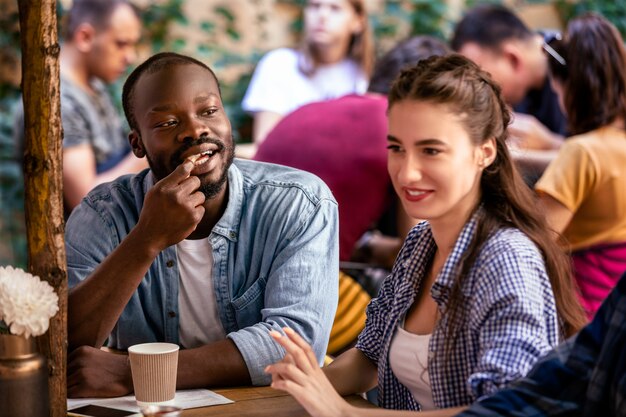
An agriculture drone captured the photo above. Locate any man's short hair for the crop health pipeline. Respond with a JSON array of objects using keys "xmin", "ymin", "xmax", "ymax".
[
  {"xmin": 368, "ymin": 36, "xmax": 449, "ymax": 95},
  {"xmin": 122, "ymin": 52, "xmax": 221, "ymax": 131},
  {"xmin": 64, "ymin": 0, "xmax": 139, "ymax": 40},
  {"xmin": 450, "ymin": 4, "xmax": 533, "ymax": 51}
]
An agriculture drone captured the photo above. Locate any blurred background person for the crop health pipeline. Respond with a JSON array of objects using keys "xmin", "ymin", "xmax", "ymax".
[
  {"xmin": 14, "ymin": 0, "xmax": 147, "ymax": 215},
  {"xmin": 535, "ymin": 13, "xmax": 626, "ymax": 318},
  {"xmin": 240, "ymin": 0, "xmax": 373, "ymax": 155},
  {"xmin": 451, "ymin": 4, "xmax": 567, "ymax": 183}
]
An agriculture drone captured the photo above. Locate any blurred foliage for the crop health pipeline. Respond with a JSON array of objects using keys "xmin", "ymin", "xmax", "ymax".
[
  {"xmin": 464, "ymin": 0, "xmax": 626, "ymax": 39},
  {"xmin": 555, "ymin": 0, "xmax": 626, "ymax": 38},
  {"xmin": 373, "ymin": 0, "xmax": 449, "ymax": 41},
  {"xmin": 0, "ymin": 0, "xmax": 26, "ymax": 267}
]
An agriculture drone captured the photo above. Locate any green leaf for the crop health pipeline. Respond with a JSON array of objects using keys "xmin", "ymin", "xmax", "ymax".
[
  {"xmin": 215, "ymin": 6, "xmax": 235, "ymax": 22},
  {"xmin": 200, "ymin": 21, "xmax": 216, "ymax": 33}
]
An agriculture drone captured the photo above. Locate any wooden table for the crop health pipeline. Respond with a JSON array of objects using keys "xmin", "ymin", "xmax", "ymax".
[{"xmin": 181, "ymin": 386, "xmax": 377, "ymax": 416}]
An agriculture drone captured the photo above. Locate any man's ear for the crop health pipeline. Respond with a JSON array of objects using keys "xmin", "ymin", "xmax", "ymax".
[
  {"xmin": 73, "ymin": 23, "xmax": 97, "ymax": 53},
  {"xmin": 129, "ymin": 130, "xmax": 145, "ymax": 158},
  {"xmin": 501, "ymin": 42, "xmax": 523, "ymax": 72}
]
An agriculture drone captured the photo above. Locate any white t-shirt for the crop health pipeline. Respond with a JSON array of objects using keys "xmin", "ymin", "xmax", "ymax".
[
  {"xmin": 242, "ymin": 48, "xmax": 368, "ymax": 116},
  {"xmin": 389, "ymin": 324, "xmax": 436, "ymax": 410},
  {"xmin": 176, "ymin": 238, "xmax": 226, "ymax": 349}
]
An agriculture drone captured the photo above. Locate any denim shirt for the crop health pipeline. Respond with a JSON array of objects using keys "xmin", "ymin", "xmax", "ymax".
[
  {"xmin": 356, "ymin": 213, "xmax": 560, "ymax": 410},
  {"xmin": 66, "ymin": 159, "xmax": 339, "ymax": 385}
]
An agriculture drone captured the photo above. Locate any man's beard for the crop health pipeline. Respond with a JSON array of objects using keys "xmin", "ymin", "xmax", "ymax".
[{"xmin": 148, "ymin": 135, "xmax": 236, "ymax": 199}]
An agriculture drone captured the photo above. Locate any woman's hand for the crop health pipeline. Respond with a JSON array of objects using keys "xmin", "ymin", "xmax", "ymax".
[{"xmin": 265, "ymin": 327, "xmax": 354, "ymax": 417}]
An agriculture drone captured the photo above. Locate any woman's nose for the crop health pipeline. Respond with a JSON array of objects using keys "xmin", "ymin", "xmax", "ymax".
[{"xmin": 397, "ymin": 157, "xmax": 423, "ymax": 184}]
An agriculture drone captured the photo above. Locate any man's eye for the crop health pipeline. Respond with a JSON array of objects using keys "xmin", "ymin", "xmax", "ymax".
[
  {"xmin": 156, "ymin": 120, "xmax": 177, "ymax": 128},
  {"xmin": 201, "ymin": 108, "xmax": 217, "ymax": 117},
  {"xmin": 386, "ymin": 145, "xmax": 403, "ymax": 153}
]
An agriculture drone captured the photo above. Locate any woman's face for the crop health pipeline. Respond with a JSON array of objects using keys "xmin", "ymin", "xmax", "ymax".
[
  {"xmin": 304, "ymin": 0, "xmax": 363, "ymax": 50},
  {"xmin": 387, "ymin": 100, "xmax": 495, "ymax": 226}
]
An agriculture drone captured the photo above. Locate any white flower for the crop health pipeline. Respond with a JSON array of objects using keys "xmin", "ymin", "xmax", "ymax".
[{"xmin": 0, "ymin": 266, "xmax": 59, "ymax": 338}]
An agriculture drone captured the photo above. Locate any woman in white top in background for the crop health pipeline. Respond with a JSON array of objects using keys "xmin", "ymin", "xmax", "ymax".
[
  {"xmin": 264, "ymin": 54, "xmax": 587, "ymax": 417},
  {"xmin": 241, "ymin": 0, "xmax": 373, "ymax": 145}
]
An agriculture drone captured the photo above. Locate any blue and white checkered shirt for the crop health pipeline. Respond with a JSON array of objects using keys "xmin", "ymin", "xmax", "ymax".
[
  {"xmin": 356, "ymin": 212, "xmax": 561, "ymax": 410},
  {"xmin": 458, "ymin": 272, "xmax": 626, "ymax": 417}
]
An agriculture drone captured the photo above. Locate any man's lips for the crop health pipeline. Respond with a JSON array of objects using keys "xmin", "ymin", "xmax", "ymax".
[
  {"xmin": 185, "ymin": 148, "xmax": 218, "ymax": 166},
  {"xmin": 171, "ymin": 136, "xmax": 226, "ymax": 168}
]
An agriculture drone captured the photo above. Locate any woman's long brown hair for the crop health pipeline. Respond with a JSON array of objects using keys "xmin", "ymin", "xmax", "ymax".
[
  {"xmin": 548, "ymin": 13, "xmax": 626, "ymax": 136},
  {"xmin": 388, "ymin": 54, "xmax": 587, "ymax": 344}
]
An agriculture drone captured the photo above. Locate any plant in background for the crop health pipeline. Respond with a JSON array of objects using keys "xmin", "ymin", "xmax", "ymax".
[
  {"xmin": 555, "ymin": 0, "xmax": 626, "ymax": 39},
  {"xmin": 0, "ymin": 266, "xmax": 59, "ymax": 338},
  {"xmin": 0, "ymin": 0, "xmax": 27, "ymax": 269},
  {"xmin": 373, "ymin": 0, "xmax": 449, "ymax": 51}
]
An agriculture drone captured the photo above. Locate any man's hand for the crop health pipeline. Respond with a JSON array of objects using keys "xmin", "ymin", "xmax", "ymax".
[
  {"xmin": 67, "ymin": 346, "xmax": 133, "ymax": 398},
  {"xmin": 509, "ymin": 113, "xmax": 563, "ymax": 151},
  {"xmin": 136, "ymin": 157, "xmax": 206, "ymax": 251}
]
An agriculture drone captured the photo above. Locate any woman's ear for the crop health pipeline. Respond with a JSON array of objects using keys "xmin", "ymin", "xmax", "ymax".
[
  {"xmin": 478, "ymin": 137, "xmax": 497, "ymax": 169},
  {"xmin": 129, "ymin": 130, "xmax": 145, "ymax": 158},
  {"xmin": 351, "ymin": 13, "xmax": 365, "ymax": 36}
]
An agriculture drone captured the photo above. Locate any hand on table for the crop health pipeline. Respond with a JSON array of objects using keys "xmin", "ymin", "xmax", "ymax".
[
  {"xmin": 67, "ymin": 346, "xmax": 133, "ymax": 398},
  {"xmin": 509, "ymin": 113, "xmax": 563, "ymax": 151},
  {"xmin": 265, "ymin": 328, "xmax": 353, "ymax": 417}
]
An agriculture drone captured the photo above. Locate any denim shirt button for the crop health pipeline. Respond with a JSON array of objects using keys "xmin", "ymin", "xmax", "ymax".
[
  {"xmin": 229, "ymin": 231, "xmax": 237, "ymax": 239},
  {"xmin": 168, "ymin": 311, "xmax": 176, "ymax": 318},
  {"xmin": 166, "ymin": 260, "xmax": 175, "ymax": 268}
]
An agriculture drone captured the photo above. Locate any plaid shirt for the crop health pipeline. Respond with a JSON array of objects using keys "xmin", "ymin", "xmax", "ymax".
[
  {"xmin": 356, "ymin": 213, "xmax": 560, "ymax": 410},
  {"xmin": 458, "ymin": 272, "xmax": 626, "ymax": 417}
]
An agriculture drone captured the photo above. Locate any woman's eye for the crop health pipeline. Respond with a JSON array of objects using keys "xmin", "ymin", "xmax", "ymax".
[
  {"xmin": 202, "ymin": 108, "xmax": 217, "ymax": 117},
  {"xmin": 386, "ymin": 145, "xmax": 403, "ymax": 153},
  {"xmin": 423, "ymin": 148, "xmax": 441, "ymax": 155}
]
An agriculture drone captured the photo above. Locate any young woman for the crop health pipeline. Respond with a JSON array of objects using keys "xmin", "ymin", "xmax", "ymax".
[
  {"xmin": 241, "ymin": 0, "xmax": 373, "ymax": 144},
  {"xmin": 265, "ymin": 54, "xmax": 587, "ymax": 416},
  {"xmin": 536, "ymin": 14, "xmax": 626, "ymax": 319}
]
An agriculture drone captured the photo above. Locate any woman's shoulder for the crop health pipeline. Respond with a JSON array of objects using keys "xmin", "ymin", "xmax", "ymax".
[
  {"xmin": 467, "ymin": 228, "xmax": 551, "ymax": 305},
  {"xmin": 258, "ymin": 47, "xmax": 300, "ymax": 67},
  {"xmin": 481, "ymin": 227, "xmax": 541, "ymax": 258},
  {"xmin": 470, "ymin": 227, "xmax": 546, "ymax": 282}
]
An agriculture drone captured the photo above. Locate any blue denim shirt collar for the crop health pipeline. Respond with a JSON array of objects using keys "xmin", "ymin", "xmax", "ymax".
[{"xmin": 212, "ymin": 163, "xmax": 243, "ymax": 242}]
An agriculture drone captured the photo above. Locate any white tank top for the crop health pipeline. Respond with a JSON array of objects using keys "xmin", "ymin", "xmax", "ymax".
[
  {"xmin": 388, "ymin": 324, "xmax": 436, "ymax": 410},
  {"xmin": 176, "ymin": 238, "xmax": 226, "ymax": 348}
]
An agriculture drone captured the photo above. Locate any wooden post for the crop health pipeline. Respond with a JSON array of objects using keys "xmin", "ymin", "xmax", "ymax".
[{"xmin": 17, "ymin": 1, "xmax": 67, "ymax": 416}]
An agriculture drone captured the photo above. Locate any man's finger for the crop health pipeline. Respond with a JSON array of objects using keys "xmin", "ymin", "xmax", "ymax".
[{"xmin": 164, "ymin": 156, "xmax": 198, "ymax": 186}]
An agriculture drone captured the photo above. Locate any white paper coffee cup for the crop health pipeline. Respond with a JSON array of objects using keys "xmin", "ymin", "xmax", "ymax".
[{"xmin": 128, "ymin": 342, "xmax": 179, "ymax": 407}]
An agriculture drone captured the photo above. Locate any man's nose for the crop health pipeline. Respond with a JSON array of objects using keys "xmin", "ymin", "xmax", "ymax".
[
  {"xmin": 177, "ymin": 117, "xmax": 209, "ymax": 142},
  {"xmin": 125, "ymin": 47, "xmax": 137, "ymax": 65}
]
